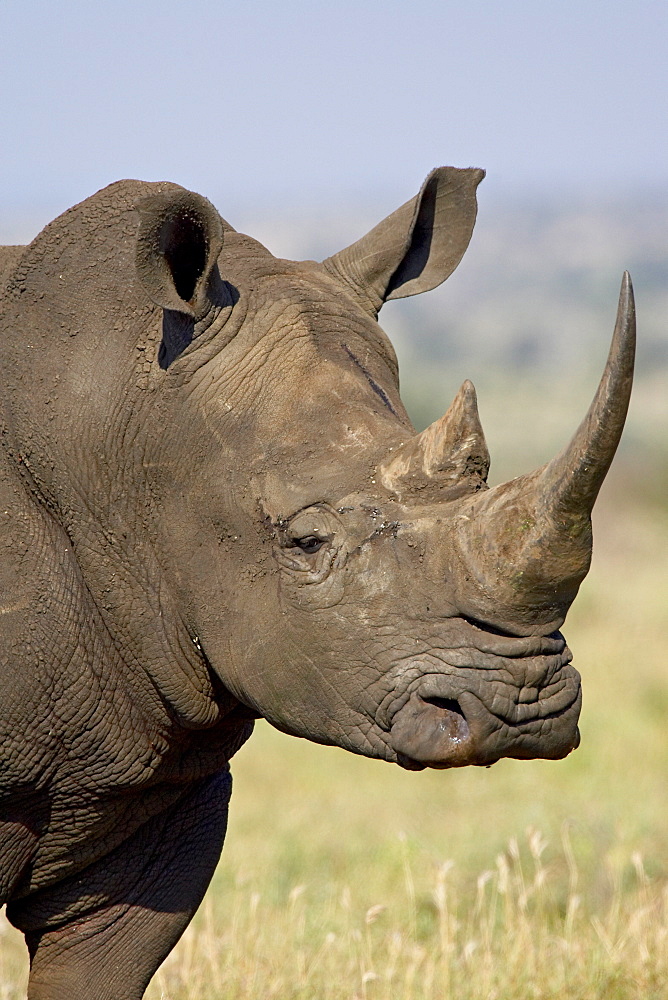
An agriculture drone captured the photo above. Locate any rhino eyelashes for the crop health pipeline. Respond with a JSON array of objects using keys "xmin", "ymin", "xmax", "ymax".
[
  {"xmin": 289, "ymin": 535, "xmax": 325, "ymax": 554},
  {"xmin": 341, "ymin": 343, "xmax": 398, "ymax": 416}
]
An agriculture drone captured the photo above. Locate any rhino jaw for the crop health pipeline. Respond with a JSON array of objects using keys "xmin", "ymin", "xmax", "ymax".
[{"xmin": 389, "ymin": 686, "xmax": 581, "ymax": 771}]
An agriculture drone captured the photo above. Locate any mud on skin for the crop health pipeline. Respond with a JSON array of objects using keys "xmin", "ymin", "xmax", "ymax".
[{"xmin": 0, "ymin": 167, "xmax": 634, "ymax": 999}]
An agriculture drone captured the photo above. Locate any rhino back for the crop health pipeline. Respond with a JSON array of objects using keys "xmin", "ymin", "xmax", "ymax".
[
  {"xmin": 0, "ymin": 246, "xmax": 24, "ymax": 292},
  {"xmin": 0, "ymin": 180, "xmax": 171, "ymax": 462}
]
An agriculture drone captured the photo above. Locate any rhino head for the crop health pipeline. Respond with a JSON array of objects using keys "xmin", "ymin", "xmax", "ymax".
[
  {"xmin": 6, "ymin": 169, "xmax": 632, "ymax": 774},
  {"xmin": 126, "ymin": 168, "xmax": 635, "ymax": 770}
]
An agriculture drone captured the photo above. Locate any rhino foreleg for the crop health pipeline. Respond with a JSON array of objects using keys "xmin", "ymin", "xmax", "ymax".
[{"xmin": 8, "ymin": 772, "xmax": 231, "ymax": 1000}]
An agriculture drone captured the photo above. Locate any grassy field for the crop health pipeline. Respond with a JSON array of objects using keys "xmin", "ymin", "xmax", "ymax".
[{"xmin": 1, "ymin": 485, "xmax": 666, "ymax": 999}]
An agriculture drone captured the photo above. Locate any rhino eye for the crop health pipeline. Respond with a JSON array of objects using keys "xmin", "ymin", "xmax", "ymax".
[{"xmin": 293, "ymin": 535, "xmax": 324, "ymax": 554}]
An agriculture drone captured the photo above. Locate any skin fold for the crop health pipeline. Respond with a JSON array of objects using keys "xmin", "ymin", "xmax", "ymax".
[{"xmin": 0, "ymin": 169, "xmax": 633, "ymax": 999}]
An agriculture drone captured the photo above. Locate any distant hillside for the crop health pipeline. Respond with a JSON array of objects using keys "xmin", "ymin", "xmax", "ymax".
[
  {"xmin": 4, "ymin": 190, "xmax": 666, "ymax": 478},
  {"xmin": 236, "ymin": 193, "xmax": 667, "ymax": 477},
  {"xmin": 239, "ymin": 192, "xmax": 667, "ymax": 373}
]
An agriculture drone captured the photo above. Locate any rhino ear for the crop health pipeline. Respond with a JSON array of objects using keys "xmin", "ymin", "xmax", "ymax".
[
  {"xmin": 323, "ymin": 166, "xmax": 484, "ymax": 315},
  {"xmin": 135, "ymin": 189, "xmax": 224, "ymax": 320}
]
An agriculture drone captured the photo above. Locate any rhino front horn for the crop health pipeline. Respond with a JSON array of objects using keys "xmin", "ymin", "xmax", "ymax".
[
  {"xmin": 453, "ymin": 273, "xmax": 635, "ymax": 634},
  {"xmin": 537, "ymin": 271, "xmax": 635, "ymax": 527}
]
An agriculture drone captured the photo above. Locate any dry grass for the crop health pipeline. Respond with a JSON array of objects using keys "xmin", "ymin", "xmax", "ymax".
[
  {"xmin": 1, "ymin": 485, "xmax": 667, "ymax": 999},
  {"xmin": 148, "ymin": 831, "xmax": 668, "ymax": 1000}
]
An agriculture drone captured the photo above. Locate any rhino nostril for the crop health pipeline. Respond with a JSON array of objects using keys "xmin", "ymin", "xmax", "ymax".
[
  {"xmin": 422, "ymin": 695, "xmax": 464, "ymax": 715},
  {"xmin": 421, "ymin": 696, "xmax": 470, "ymax": 742},
  {"xmin": 390, "ymin": 691, "xmax": 478, "ymax": 766}
]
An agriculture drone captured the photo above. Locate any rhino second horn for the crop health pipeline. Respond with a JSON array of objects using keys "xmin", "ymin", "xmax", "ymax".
[{"xmin": 380, "ymin": 380, "xmax": 490, "ymax": 495}]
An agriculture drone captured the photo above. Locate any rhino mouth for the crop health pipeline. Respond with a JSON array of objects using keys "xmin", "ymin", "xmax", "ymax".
[{"xmin": 385, "ymin": 633, "xmax": 582, "ymax": 771}]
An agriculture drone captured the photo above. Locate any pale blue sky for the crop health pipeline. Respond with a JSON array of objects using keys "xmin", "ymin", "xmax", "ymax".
[{"xmin": 0, "ymin": 0, "xmax": 666, "ymax": 237}]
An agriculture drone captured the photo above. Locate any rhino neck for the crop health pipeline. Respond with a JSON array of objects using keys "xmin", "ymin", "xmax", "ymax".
[{"xmin": 0, "ymin": 181, "xmax": 248, "ymax": 738}]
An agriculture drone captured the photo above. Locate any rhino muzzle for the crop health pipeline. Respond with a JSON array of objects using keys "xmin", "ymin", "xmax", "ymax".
[{"xmin": 386, "ymin": 632, "xmax": 581, "ymax": 770}]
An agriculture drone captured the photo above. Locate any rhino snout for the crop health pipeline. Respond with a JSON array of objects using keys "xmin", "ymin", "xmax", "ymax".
[{"xmin": 388, "ymin": 674, "xmax": 581, "ymax": 771}]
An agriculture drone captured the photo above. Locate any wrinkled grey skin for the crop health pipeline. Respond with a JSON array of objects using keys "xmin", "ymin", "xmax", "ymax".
[{"xmin": 0, "ymin": 169, "xmax": 633, "ymax": 1000}]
